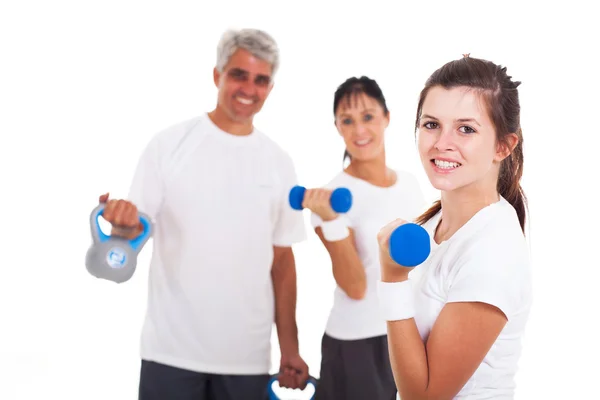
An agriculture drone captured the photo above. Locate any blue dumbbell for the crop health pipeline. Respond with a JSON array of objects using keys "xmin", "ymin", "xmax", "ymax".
[
  {"xmin": 267, "ymin": 374, "xmax": 318, "ymax": 400},
  {"xmin": 388, "ymin": 223, "xmax": 431, "ymax": 267},
  {"xmin": 289, "ymin": 185, "xmax": 352, "ymax": 213}
]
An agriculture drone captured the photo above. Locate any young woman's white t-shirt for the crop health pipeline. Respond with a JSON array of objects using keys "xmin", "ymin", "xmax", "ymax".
[
  {"xmin": 310, "ymin": 170, "xmax": 427, "ymax": 340},
  {"xmin": 408, "ymin": 196, "xmax": 532, "ymax": 399}
]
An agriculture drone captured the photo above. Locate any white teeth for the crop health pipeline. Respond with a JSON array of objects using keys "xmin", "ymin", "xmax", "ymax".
[
  {"xmin": 355, "ymin": 139, "xmax": 371, "ymax": 146},
  {"xmin": 434, "ymin": 159, "xmax": 461, "ymax": 169},
  {"xmin": 235, "ymin": 96, "xmax": 253, "ymax": 105}
]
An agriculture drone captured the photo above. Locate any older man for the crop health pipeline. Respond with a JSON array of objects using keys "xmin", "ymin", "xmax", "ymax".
[{"xmin": 98, "ymin": 28, "xmax": 309, "ymax": 400}]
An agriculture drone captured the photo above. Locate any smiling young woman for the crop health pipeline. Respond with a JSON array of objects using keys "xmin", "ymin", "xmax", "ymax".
[{"xmin": 376, "ymin": 56, "xmax": 532, "ymax": 400}]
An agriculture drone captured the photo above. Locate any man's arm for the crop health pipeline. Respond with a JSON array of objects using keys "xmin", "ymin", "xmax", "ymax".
[
  {"xmin": 271, "ymin": 245, "xmax": 299, "ymax": 356},
  {"xmin": 271, "ymin": 245, "xmax": 309, "ymax": 389},
  {"xmin": 103, "ymin": 134, "xmax": 165, "ymax": 238},
  {"xmin": 269, "ymin": 153, "xmax": 309, "ymax": 388}
]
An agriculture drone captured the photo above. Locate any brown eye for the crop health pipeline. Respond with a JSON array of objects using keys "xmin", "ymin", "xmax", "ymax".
[
  {"xmin": 459, "ymin": 126, "xmax": 476, "ymax": 134},
  {"xmin": 254, "ymin": 75, "xmax": 271, "ymax": 86},
  {"xmin": 228, "ymin": 69, "xmax": 247, "ymax": 81},
  {"xmin": 423, "ymin": 122, "xmax": 438, "ymax": 129}
]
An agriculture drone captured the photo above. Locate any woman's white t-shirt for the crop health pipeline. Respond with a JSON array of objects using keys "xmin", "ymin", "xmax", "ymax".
[
  {"xmin": 310, "ymin": 170, "xmax": 427, "ymax": 341},
  {"xmin": 409, "ymin": 196, "xmax": 532, "ymax": 399}
]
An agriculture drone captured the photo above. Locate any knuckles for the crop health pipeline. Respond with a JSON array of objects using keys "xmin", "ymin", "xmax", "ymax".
[{"xmin": 102, "ymin": 199, "xmax": 138, "ymax": 226}]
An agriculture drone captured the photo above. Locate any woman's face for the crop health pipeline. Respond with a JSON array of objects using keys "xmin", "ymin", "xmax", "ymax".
[
  {"xmin": 335, "ymin": 92, "xmax": 389, "ymax": 162},
  {"xmin": 417, "ymin": 86, "xmax": 513, "ymax": 194}
]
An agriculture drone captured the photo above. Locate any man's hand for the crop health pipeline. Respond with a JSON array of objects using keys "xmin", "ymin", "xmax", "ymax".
[
  {"xmin": 99, "ymin": 193, "xmax": 143, "ymax": 239},
  {"xmin": 278, "ymin": 353, "xmax": 309, "ymax": 390}
]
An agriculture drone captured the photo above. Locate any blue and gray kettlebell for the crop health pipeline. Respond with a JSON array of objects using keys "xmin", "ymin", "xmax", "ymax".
[{"xmin": 85, "ymin": 203, "xmax": 153, "ymax": 284}]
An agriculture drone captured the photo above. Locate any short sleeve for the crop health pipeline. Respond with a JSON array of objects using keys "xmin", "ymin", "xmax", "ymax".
[
  {"xmin": 272, "ymin": 155, "xmax": 307, "ymax": 247},
  {"xmin": 446, "ymin": 236, "xmax": 531, "ymax": 320},
  {"xmin": 127, "ymin": 136, "xmax": 165, "ymax": 222}
]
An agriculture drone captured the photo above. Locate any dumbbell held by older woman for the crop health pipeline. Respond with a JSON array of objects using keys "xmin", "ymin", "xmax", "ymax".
[{"xmin": 288, "ymin": 185, "xmax": 352, "ymax": 213}]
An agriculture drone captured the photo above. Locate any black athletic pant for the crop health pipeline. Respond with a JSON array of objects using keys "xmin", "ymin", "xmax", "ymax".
[
  {"xmin": 314, "ymin": 333, "xmax": 397, "ymax": 400},
  {"xmin": 138, "ymin": 360, "xmax": 272, "ymax": 400}
]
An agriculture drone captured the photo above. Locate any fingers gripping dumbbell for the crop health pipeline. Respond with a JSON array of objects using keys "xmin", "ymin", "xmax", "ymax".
[{"xmin": 288, "ymin": 185, "xmax": 352, "ymax": 213}]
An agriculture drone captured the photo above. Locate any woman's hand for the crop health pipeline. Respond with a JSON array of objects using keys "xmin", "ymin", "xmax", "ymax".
[{"xmin": 302, "ymin": 188, "xmax": 338, "ymax": 222}]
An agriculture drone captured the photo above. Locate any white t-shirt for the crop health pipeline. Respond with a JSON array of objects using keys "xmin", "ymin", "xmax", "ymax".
[
  {"xmin": 126, "ymin": 113, "xmax": 307, "ymax": 375},
  {"xmin": 409, "ymin": 196, "xmax": 532, "ymax": 399},
  {"xmin": 310, "ymin": 170, "xmax": 426, "ymax": 340}
]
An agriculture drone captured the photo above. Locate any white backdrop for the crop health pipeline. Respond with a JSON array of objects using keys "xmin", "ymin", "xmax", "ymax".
[{"xmin": 2, "ymin": 0, "xmax": 599, "ymax": 399}]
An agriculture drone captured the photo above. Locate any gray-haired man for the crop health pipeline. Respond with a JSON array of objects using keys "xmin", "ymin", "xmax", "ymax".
[{"xmin": 98, "ymin": 28, "xmax": 310, "ymax": 399}]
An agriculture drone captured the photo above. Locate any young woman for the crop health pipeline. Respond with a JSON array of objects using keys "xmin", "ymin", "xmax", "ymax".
[
  {"xmin": 377, "ymin": 55, "xmax": 532, "ymax": 399},
  {"xmin": 302, "ymin": 76, "xmax": 427, "ymax": 400}
]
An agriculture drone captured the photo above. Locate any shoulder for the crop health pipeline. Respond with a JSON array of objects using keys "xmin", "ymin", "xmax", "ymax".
[
  {"xmin": 444, "ymin": 199, "xmax": 532, "ymax": 317},
  {"xmin": 453, "ymin": 199, "xmax": 530, "ymax": 279},
  {"xmin": 321, "ymin": 170, "xmax": 353, "ymax": 189},
  {"xmin": 145, "ymin": 115, "xmax": 206, "ymax": 154},
  {"xmin": 471, "ymin": 199, "xmax": 527, "ymax": 252},
  {"xmin": 153, "ymin": 115, "xmax": 205, "ymax": 142}
]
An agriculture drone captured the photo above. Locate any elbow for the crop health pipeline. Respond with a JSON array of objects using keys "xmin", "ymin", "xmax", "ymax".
[{"xmin": 345, "ymin": 283, "xmax": 367, "ymax": 300}]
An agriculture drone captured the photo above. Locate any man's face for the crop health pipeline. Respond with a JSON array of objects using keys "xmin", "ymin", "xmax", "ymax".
[{"xmin": 213, "ymin": 48, "xmax": 274, "ymax": 123}]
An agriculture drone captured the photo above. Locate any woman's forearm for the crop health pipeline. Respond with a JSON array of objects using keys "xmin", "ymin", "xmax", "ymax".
[{"xmin": 316, "ymin": 228, "xmax": 366, "ymax": 300}]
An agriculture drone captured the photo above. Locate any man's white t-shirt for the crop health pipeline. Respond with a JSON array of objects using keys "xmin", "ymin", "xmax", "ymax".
[
  {"xmin": 310, "ymin": 170, "xmax": 426, "ymax": 340},
  {"xmin": 126, "ymin": 113, "xmax": 307, "ymax": 375},
  {"xmin": 408, "ymin": 196, "xmax": 532, "ymax": 399}
]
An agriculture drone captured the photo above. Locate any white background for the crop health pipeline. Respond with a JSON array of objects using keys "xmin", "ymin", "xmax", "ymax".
[{"xmin": 1, "ymin": 0, "xmax": 599, "ymax": 399}]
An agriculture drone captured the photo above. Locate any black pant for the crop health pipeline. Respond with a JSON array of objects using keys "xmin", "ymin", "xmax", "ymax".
[
  {"xmin": 314, "ymin": 333, "xmax": 397, "ymax": 400},
  {"xmin": 138, "ymin": 360, "xmax": 272, "ymax": 400}
]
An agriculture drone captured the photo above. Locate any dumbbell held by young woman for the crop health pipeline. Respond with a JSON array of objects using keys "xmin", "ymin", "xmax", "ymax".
[{"xmin": 378, "ymin": 217, "xmax": 431, "ymax": 271}]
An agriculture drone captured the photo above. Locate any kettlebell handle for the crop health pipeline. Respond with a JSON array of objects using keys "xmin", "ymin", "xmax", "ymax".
[
  {"xmin": 90, "ymin": 203, "xmax": 153, "ymax": 251},
  {"xmin": 266, "ymin": 374, "xmax": 318, "ymax": 400}
]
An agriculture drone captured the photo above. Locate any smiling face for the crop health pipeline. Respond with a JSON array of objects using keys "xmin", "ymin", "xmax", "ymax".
[
  {"xmin": 213, "ymin": 48, "xmax": 274, "ymax": 124},
  {"xmin": 417, "ymin": 85, "xmax": 512, "ymax": 194},
  {"xmin": 335, "ymin": 92, "xmax": 390, "ymax": 162}
]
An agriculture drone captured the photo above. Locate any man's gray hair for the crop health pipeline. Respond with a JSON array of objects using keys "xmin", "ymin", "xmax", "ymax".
[{"xmin": 216, "ymin": 28, "xmax": 280, "ymax": 77}]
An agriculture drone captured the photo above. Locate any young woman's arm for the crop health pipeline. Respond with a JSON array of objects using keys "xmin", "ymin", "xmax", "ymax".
[
  {"xmin": 377, "ymin": 219, "xmax": 527, "ymax": 399},
  {"xmin": 314, "ymin": 226, "xmax": 366, "ymax": 300},
  {"xmin": 384, "ymin": 299, "xmax": 507, "ymax": 399}
]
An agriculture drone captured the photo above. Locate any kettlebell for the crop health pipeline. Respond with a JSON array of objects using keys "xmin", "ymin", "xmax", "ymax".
[{"xmin": 85, "ymin": 203, "xmax": 153, "ymax": 284}]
